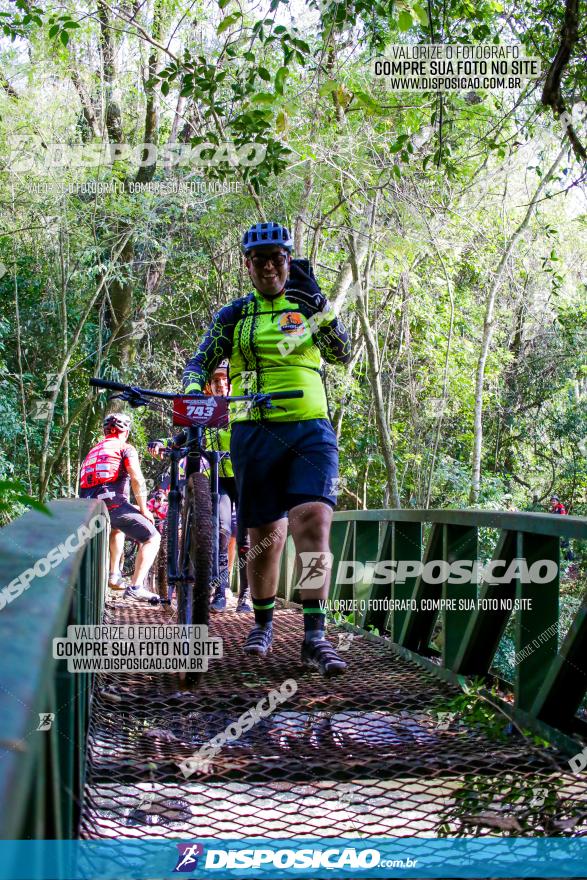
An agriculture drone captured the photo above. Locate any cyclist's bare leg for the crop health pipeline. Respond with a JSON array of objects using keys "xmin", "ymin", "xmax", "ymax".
[
  {"xmin": 243, "ymin": 506, "xmax": 342, "ymax": 671},
  {"xmin": 131, "ymin": 532, "xmax": 161, "ymax": 586},
  {"xmin": 242, "ymin": 518, "xmax": 286, "ymax": 655},
  {"xmin": 247, "ymin": 518, "xmax": 287, "ymax": 599},
  {"xmin": 288, "ymin": 502, "xmax": 334, "ymax": 602},
  {"xmin": 288, "ymin": 501, "xmax": 346, "ymax": 674},
  {"xmin": 109, "ymin": 528, "xmax": 125, "ymax": 576}
]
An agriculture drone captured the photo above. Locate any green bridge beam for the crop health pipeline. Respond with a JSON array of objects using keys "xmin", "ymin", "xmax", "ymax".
[{"xmin": 0, "ymin": 499, "xmax": 107, "ymax": 840}]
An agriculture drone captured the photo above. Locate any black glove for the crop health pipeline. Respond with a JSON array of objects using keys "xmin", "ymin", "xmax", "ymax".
[{"xmin": 285, "ymin": 258, "xmax": 330, "ymax": 317}]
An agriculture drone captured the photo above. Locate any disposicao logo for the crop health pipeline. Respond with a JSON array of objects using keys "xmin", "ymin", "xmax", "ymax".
[
  {"xmin": 202, "ymin": 846, "xmax": 381, "ymax": 870},
  {"xmin": 173, "ymin": 843, "xmax": 204, "ymax": 872}
]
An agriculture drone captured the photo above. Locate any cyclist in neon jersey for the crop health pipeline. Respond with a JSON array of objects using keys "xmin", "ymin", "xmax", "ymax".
[
  {"xmin": 182, "ymin": 221, "xmax": 351, "ymax": 676},
  {"xmin": 201, "ymin": 361, "xmax": 252, "ymax": 614},
  {"xmin": 148, "ymin": 362, "xmax": 252, "ymax": 613},
  {"xmin": 79, "ymin": 412, "xmax": 160, "ymax": 601}
]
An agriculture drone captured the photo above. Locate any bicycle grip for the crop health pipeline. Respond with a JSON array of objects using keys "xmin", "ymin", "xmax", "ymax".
[{"xmin": 89, "ymin": 378, "xmax": 131, "ymax": 392}]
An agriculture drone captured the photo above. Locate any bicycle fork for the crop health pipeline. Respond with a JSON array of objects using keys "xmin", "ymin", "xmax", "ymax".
[
  {"xmin": 167, "ymin": 453, "xmax": 182, "ymax": 587},
  {"xmin": 208, "ymin": 451, "xmax": 220, "ymax": 597}
]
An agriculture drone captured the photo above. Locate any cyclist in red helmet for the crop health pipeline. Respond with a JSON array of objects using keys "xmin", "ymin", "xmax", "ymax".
[{"xmin": 79, "ymin": 412, "xmax": 160, "ymax": 601}]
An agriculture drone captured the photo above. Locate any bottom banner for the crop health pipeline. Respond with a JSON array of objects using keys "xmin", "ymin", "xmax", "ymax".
[{"xmin": 0, "ymin": 837, "xmax": 585, "ymax": 878}]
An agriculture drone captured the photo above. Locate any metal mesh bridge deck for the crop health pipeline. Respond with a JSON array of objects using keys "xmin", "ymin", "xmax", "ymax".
[{"xmin": 79, "ymin": 596, "xmax": 587, "ymax": 841}]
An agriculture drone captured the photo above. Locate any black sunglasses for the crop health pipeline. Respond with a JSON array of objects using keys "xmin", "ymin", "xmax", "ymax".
[{"xmin": 248, "ymin": 252, "xmax": 289, "ymax": 268}]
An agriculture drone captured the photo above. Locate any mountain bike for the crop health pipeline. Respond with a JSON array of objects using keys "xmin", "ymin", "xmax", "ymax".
[{"xmin": 89, "ymin": 379, "xmax": 302, "ymax": 631}]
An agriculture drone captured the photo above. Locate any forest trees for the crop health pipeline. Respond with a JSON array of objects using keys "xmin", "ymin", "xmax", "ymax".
[{"xmin": 0, "ymin": 0, "xmax": 585, "ymax": 517}]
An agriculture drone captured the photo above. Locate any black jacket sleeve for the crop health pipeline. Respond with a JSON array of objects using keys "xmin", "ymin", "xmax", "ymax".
[
  {"xmin": 286, "ymin": 258, "xmax": 352, "ymax": 365},
  {"xmin": 182, "ymin": 301, "xmax": 240, "ymax": 391}
]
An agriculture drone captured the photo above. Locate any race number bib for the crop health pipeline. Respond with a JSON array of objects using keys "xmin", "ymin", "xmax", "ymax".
[{"xmin": 173, "ymin": 395, "xmax": 229, "ymax": 428}]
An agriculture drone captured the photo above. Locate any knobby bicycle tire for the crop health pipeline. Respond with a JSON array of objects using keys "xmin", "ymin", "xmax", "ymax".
[
  {"xmin": 167, "ymin": 495, "xmax": 180, "ymax": 578},
  {"xmin": 185, "ymin": 472, "xmax": 212, "ymax": 629},
  {"xmin": 177, "ymin": 497, "xmax": 191, "ymax": 626},
  {"xmin": 167, "ymin": 494, "xmax": 181, "ymax": 612},
  {"xmin": 122, "ymin": 539, "xmax": 138, "ymax": 579},
  {"xmin": 157, "ymin": 520, "xmax": 168, "ymax": 601}
]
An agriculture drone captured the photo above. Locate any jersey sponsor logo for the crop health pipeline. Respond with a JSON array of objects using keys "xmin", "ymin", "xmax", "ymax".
[{"xmin": 277, "ymin": 311, "xmax": 305, "ymax": 336}]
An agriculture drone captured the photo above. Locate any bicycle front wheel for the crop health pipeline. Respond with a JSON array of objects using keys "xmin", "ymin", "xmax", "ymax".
[
  {"xmin": 157, "ymin": 520, "xmax": 169, "ymax": 602},
  {"xmin": 122, "ymin": 538, "xmax": 138, "ymax": 579},
  {"xmin": 180, "ymin": 473, "xmax": 212, "ymax": 628}
]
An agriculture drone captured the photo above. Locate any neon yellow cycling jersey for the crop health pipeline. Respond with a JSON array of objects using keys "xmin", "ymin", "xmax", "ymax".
[
  {"xmin": 182, "ymin": 285, "xmax": 351, "ymax": 423},
  {"xmin": 202, "ymin": 425, "xmax": 233, "ymax": 479}
]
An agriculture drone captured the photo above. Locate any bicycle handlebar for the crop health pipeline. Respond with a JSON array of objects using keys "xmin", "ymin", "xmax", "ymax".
[
  {"xmin": 89, "ymin": 378, "xmax": 132, "ymax": 392},
  {"xmin": 252, "ymin": 390, "xmax": 303, "ymax": 401},
  {"xmin": 90, "ymin": 377, "xmax": 303, "ymax": 402},
  {"xmin": 89, "ymin": 377, "xmax": 199, "ymax": 400}
]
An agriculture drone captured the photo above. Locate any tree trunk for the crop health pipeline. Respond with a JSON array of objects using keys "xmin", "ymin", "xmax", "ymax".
[
  {"xmin": 424, "ymin": 230, "xmax": 455, "ymax": 508},
  {"xmin": 59, "ymin": 226, "xmax": 72, "ymax": 495},
  {"xmin": 136, "ymin": 0, "xmax": 163, "ymax": 185},
  {"xmin": 70, "ymin": 65, "xmax": 102, "ymax": 140},
  {"xmin": 13, "ymin": 260, "xmax": 33, "ymax": 493},
  {"xmin": 98, "ymin": 0, "xmax": 123, "ymax": 144},
  {"xmin": 348, "ymin": 210, "xmax": 401, "ymax": 508},
  {"xmin": 331, "ymin": 332, "xmax": 363, "ymax": 439},
  {"xmin": 469, "ymin": 147, "xmax": 565, "ymax": 504},
  {"xmin": 38, "ymin": 232, "xmax": 134, "ymax": 499}
]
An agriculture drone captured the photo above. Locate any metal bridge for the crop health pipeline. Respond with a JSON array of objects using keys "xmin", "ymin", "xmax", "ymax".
[{"xmin": 1, "ymin": 501, "xmax": 586, "ymax": 852}]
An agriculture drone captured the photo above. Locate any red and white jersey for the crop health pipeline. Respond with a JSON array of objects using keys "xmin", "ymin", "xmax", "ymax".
[{"xmin": 79, "ymin": 436, "xmax": 138, "ymax": 509}]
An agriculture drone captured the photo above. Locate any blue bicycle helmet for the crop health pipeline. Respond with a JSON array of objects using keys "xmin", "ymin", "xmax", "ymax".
[{"xmin": 241, "ymin": 222, "xmax": 293, "ymax": 254}]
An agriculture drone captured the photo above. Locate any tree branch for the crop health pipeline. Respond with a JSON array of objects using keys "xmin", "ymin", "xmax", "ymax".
[{"xmin": 541, "ymin": 0, "xmax": 587, "ymax": 163}]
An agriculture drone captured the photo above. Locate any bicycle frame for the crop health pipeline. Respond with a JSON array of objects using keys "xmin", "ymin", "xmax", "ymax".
[{"xmin": 164, "ymin": 427, "xmax": 229, "ymax": 605}]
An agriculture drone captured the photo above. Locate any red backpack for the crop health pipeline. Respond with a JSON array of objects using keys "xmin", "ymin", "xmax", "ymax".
[{"xmin": 80, "ymin": 436, "xmax": 127, "ymax": 489}]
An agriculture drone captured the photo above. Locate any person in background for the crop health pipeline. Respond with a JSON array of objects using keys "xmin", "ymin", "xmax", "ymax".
[
  {"xmin": 147, "ymin": 487, "xmax": 168, "ymax": 531},
  {"xmin": 79, "ymin": 412, "xmax": 160, "ymax": 601},
  {"xmin": 549, "ymin": 495, "xmax": 567, "ymax": 515},
  {"xmin": 549, "ymin": 495, "xmax": 574, "ymax": 562}
]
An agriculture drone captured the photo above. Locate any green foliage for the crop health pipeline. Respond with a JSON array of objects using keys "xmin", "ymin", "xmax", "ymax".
[
  {"xmin": 437, "ymin": 771, "xmax": 573, "ymax": 837},
  {"xmin": 439, "ymin": 677, "xmax": 509, "ymax": 741},
  {"xmin": 0, "ymin": 479, "xmax": 51, "ymax": 524},
  {"xmin": 0, "ymin": 0, "xmax": 585, "ymax": 525}
]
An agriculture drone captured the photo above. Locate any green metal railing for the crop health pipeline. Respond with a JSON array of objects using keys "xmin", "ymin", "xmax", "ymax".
[
  {"xmin": 278, "ymin": 508, "xmax": 587, "ymax": 744},
  {"xmin": 0, "ymin": 499, "xmax": 107, "ymax": 840}
]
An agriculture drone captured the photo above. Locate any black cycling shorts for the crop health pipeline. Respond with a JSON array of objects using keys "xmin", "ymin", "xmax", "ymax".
[
  {"xmin": 230, "ymin": 418, "xmax": 339, "ymax": 529},
  {"xmin": 109, "ymin": 502, "xmax": 159, "ymax": 543}
]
